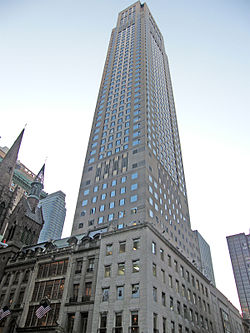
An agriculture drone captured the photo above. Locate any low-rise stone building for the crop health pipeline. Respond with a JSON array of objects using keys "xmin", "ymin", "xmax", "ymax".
[{"xmin": 0, "ymin": 223, "xmax": 246, "ymax": 333}]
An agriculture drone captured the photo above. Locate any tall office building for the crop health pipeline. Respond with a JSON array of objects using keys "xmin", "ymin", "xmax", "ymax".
[
  {"xmin": 72, "ymin": 1, "xmax": 201, "ymax": 267},
  {"xmin": 38, "ymin": 190, "xmax": 66, "ymax": 243},
  {"xmin": 227, "ymin": 232, "xmax": 250, "ymax": 320},
  {"xmin": 194, "ymin": 230, "xmax": 216, "ymax": 285}
]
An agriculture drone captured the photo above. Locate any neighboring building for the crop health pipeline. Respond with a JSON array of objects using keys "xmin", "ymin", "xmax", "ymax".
[
  {"xmin": 0, "ymin": 129, "xmax": 45, "ymax": 280},
  {"xmin": 227, "ymin": 232, "xmax": 250, "ymax": 321},
  {"xmin": 0, "ymin": 145, "xmax": 47, "ymax": 209},
  {"xmin": 0, "ymin": 230, "xmax": 102, "ymax": 333},
  {"xmin": 38, "ymin": 191, "xmax": 66, "ymax": 243},
  {"xmin": 194, "ymin": 230, "xmax": 216, "ymax": 286},
  {"xmin": 0, "ymin": 223, "xmax": 245, "ymax": 333}
]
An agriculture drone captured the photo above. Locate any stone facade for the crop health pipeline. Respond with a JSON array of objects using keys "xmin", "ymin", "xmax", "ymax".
[{"xmin": 0, "ymin": 224, "xmax": 245, "ymax": 333}]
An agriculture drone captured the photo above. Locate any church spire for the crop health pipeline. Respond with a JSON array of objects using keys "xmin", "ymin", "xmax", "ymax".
[
  {"xmin": 27, "ymin": 164, "xmax": 45, "ymax": 212},
  {"xmin": 0, "ymin": 129, "xmax": 25, "ymax": 189}
]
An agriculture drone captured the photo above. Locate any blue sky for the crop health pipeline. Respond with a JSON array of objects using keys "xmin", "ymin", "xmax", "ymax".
[{"xmin": 1, "ymin": 0, "xmax": 250, "ymax": 312}]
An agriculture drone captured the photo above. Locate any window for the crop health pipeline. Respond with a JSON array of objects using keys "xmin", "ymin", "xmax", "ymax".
[
  {"xmin": 130, "ymin": 195, "xmax": 137, "ymax": 203},
  {"xmin": 132, "ymin": 284, "xmax": 139, "ymax": 298},
  {"xmin": 112, "ymin": 179, "xmax": 117, "ymax": 186},
  {"xmin": 87, "ymin": 258, "xmax": 94, "ymax": 272},
  {"xmin": 106, "ymin": 244, "xmax": 112, "ymax": 256},
  {"xmin": 133, "ymin": 238, "xmax": 140, "ymax": 250},
  {"xmin": 85, "ymin": 282, "xmax": 92, "ymax": 298},
  {"xmin": 152, "ymin": 263, "xmax": 157, "ymax": 276},
  {"xmin": 163, "ymin": 318, "xmax": 167, "ymax": 333},
  {"xmin": 82, "ymin": 200, "xmax": 88, "ymax": 207},
  {"xmin": 72, "ymin": 284, "xmax": 79, "ymax": 301},
  {"xmin": 174, "ymin": 260, "xmax": 178, "ymax": 272},
  {"xmin": 110, "ymin": 190, "xmax": 116, "ymax": 197},
  {"xmin": 131, "ymin": 311, "xmax": 139, "ymax": 327},
  {"xmin": 169, "ymin": 275, "xmax": 173, "ymax": 288},
  {"xmin": 117, "ymin": 286, "xmax": 124, "ymax": 300},
  {"xmin": 104, "ymin": 265, "xmax": 111, "ymax": 278},
  {"xmin": 119, "ymin": 198, "xmax": 125, "ymax": 206},
  {"xmin": 168, "ymin": 255, "xmax": 172, "ymax": 266},
  {"xmin": 115, "ymin": 312, "xmax": 123, "ymax": 329},
  {"xmin": 119, "ymin": 241, "xmax": 126, "ymax": 253},
  {"xmin": 102, "ymin": 288, "xmax": 109, "ymax": 301},
  {"xmin": 108, "ymin": 213, "xmax": 114, "ymax": 221},
  {"xmin": 83, "ymin": 189, "xmax": 89, "ymax": 196},
  {"xmin": 161, "ymin": 269, "xmax": 166, "ymax": 283},
  {"xmin": 160, "ymin": 248, "xmax": 164, "ymax": 261},
  {"xmin": 131, "ymin": 183, "xmax": 138, "ymax": 191},
  {"xmin": 131, "ymin": 172, "xmax": 138, "ymax": 179},
  {"xmin": 162, "ymin": 292, "xmax": 166, "ymax": 306},
  {"xmin": 170, "ymin": 296, "xmax": 174, "ymax": 310},
  {"xmin": 98, "ymin": 216, "xmax": 104, "ymax": 224},
  {"xmin": 152, "ymin": 241, "xmax": 156, "ymax": 254},
  {"xmin": 120, "ymin": 187, "xmax": 126, "ymax": 194},
  {"xmin": 121, "ymin": 176, "xmax": 127, "ymax": 183},
  {"xmin": 171, "ymin": 321, "xmax": 175, "ymax": 333},
  {"xmin": 118, "ymin": 263, "xmax": 125, "ymax": 275},
  {"xmin": 153, "ymin": 287, "xmax": 157, "ymax": 302},
  {"xmin": 101, "ymin": 193, "xmax": 106, "ymax": 200},
  {"xmin": 75, "ymin": 259, "xmax": 83, "ymax": 274},
  {"xmin": 132, "ymin": 260, "xmax": 140, "ymax": 273},
  {"xmin": 100, "ymin": 205, "xmax": 105, "ymax": 212},
  {"xmin": 177, "ymin": 301, "xmax": 181, "ymax": 315},
  {"xmin": 176, "ymin": 280, "xmax": 180, "ymax": 293}
]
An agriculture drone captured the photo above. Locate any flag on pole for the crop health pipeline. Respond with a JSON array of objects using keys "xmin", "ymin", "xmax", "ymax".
[
  {"xmin": 0, "ymin": 306, "xmax": 11, "ymax": 321},
  {"xmin": 35, "ymin": 300, "xmax": 51, "ymax": 319}
]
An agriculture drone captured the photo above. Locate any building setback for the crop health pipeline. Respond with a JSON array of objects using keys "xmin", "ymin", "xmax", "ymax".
[
  {"xmin": 227, "ymin": 232, "xmax": 250, "ymax": 321},
  {"xmin": 38, "ymin": 191, "xmax": 66, "ymax": 243}
]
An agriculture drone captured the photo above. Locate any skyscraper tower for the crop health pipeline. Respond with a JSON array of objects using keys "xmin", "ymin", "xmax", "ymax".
[
  {"xmin": 227, "ymin": 232, "xmax": 250, "ymax": 321},
  {"xmin": 38, "ymin": 190, "xmax": 66, "ymax": 243},
  {"xmin": 72, "ymin": 1, "xmax": 201, "ymax": 264}
]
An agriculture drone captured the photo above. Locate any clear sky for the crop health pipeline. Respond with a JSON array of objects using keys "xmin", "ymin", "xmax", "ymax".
[{"xmin": 1, "ymin": 0, "xmax": 249, "ymax": 312}]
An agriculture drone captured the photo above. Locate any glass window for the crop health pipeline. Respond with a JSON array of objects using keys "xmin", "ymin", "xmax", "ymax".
[
  {"xmin": 110, "ymin": 190, "xmax": 116, "ymax": 197},
  {"xmin": 119, "ymin": 241, "xmax": 126, "ymax": 253},
  {"xmin": 101, "ymin": 193, "xmax": 106, "ymax": 200},
  {"xmin": 82, "ymin": 200, "xmax": 88, "ymax": 207},
  {"xmin": 132, "ymin": 284, "xmax": 139, "ymax": 298},
  {"xmin": 152, "ymin": 242, "xmax": 156, "ymax": 254},
  {"xmin": 152, "ymin": 263, "xmax": 157, "ymax": 276},
  {"xmin": 99, "ymin": 205, "xmax": 105, "ymax": 212},
  {"xmin": 121, "ymin": 176, "xmax": 127, "ymax": 183},
  {"xmin": 104, "ymin": 265, "xmax": 111, "ymax": 278},
  {"xmin": 132, "ymin": 260, "xmax": 140, "ymax": 273},
  {"xmin": 120, "ymin": 187, "xmax": 126, "ymax": 194},
  {"xmin": 118, "ymin": 263, "xmax": 125, "ymax": 275},
  {"xmin": 131, "ymin": 172, "xmax": 138, "ymax": 179},
  {"xmin": 106, "ymin": 244, "xmax": 112, "ymax": 256},
  {"xmin": 131, "ymin": 183, "xmax": 138, "ymax": 191},
  {"xmin": 130, "ymin": 195, "xmax": 137, "ymax": 203},
  {"xmin": 133, "ymin": 238, "xmax": 140, "ymax": 250},
  {"xmin": 102, "ymin": 288, "xmax": 109, "ymax": 301},
  {"xmin": 117, "ymin": 286, "xmax": 124, "ymax": 300},
  {"xmin": 119, "ymin": 198, "xmax": 125, "ymax": 206},
  {"xmin": 98, "ymin": 216, "xmax": 104, "ymax": 224},
  {"xmin": 160, "ymin": 248, "xmax": 164, "ymax": 261},
  {"xmin": 108, "ymin": 213, "xmax": 114, "ymax": 221},
  {"xmin": 153, "ymin": 287, "xmax": 157, "ymax": 301},
  {"xmin": 109, "ymin": 202, "xmax": 115, "ymax": 209}
]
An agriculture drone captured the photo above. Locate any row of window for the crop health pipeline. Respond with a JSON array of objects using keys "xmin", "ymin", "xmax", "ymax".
[{"xmin": 151, "ymin": 241, "xmax": 209, "ymax": 298}]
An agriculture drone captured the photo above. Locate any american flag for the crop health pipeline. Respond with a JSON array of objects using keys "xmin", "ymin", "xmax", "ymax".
[
  {"xmin": 0, "ymin": 306, "xmax": 11, "ymax": 321},
  {"xmin": 35, "ymin": 304, "xmax": 51, "ymax": 319}
]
